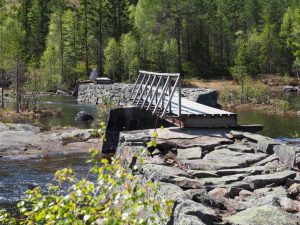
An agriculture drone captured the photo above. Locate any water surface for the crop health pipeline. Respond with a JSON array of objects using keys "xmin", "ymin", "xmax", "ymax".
[
  {"xmin": 38, "ymin": 95, "xmax": 97, "ymax": 128},
  {"xmin": 0, "ymin": 154, "xmax": 93, "ymax": 210}
]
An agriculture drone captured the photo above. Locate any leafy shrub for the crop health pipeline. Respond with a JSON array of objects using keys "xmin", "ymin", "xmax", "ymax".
[
  {"xmin": 283, "ymin": 72, "xmax": 291, "ymax": 85},
  {"xmin": 219, "ymin": 87, "xmax": 234, "ymax": 103},
  {"xmin": 247, "ymin": 81, "xmax": 270, "ymax": 104},
  {"xmin": 0, "ymin": 149, "xmax": 173, "ymax": 224},
  {"xmin": 272, "ymin": 99, "xmax": 290, "ymax": 112},
  {"xmin": 291, "ymin": 131, "xmax": 300, "ymax": 138},
  {"xmin": 92, "ymin": 96, "xmax": 116, "ymax": 129}
]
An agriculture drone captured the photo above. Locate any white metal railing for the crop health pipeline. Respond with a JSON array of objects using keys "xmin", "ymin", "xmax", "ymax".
[{"xmin": 129, "ymin": 70, "xmax": 181, "ymax": 118}]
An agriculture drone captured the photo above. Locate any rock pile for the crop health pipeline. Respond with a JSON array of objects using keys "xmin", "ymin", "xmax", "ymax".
[
  {"xmin": 77, "ymin": 83, "xmax": 218, "ymax": 107},
  {"xmin": 116, "ymin": 128, "xmax": 300, "ymax": 225}
]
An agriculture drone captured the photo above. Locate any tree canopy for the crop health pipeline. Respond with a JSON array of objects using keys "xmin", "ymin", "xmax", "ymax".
[{"xmin": 0, "ymin": 0, "xmax": 300, "ymax": 89}]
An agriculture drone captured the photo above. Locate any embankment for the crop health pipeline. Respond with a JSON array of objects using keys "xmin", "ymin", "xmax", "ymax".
[
  {"xmin": 116, "ymin": 127, "xmax": 300, "ymax": 224},
  {"xmin": 77, "ymin": 82, "xmax": 218, "ymax": 107}
]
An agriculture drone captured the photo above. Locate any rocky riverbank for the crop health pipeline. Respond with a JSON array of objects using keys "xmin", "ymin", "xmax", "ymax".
[
  {"xmin": 77, "ymin": 83, "xmax": 218, "ymax": 107},
  {"xmin": 116, "ymin": 127, "xmax": 300, "ymax": 225},
  {"xmin": 0, "ymin": 123, "xmax": 102, "ymax": 160}
]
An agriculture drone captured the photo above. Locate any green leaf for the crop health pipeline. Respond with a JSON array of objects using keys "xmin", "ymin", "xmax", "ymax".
[{"xmin": 153, "ymin": 130, "xmax": 158, "ymax": 138}]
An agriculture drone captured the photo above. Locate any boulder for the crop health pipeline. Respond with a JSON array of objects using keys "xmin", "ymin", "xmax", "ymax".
[
  {"xmin": 288, "ymin": 183, "xmax": 300, "ymax": 199},
  {"xmin": 225, "ymin": 206, "xmax": 299, "ymax": 225},
  {"xmin": 56, "ymin": 89, "xmax": 69, "ymax": 96},
  {"xmin": 256, "ymin": 138, "xmax": 279, "ymax": 154},
  {"xmin": 142, "ymin": 164, "xmax": 192, "ymax": 181},
  {"xmin": 224, "ymin": 181, "xmax": 252, "ymax": 192},
  {"xmin": 187, "ymin": 170, "xmax": 219, "ymax": 178},
  {"xmin": 226, "ymin": 144, "xmax": 255, "ymax": 153},
  {"xmin": 61, "ymin": 129, "xmax": 94, "ymax": 143},
  {"xmin": 279, "ymin": 197, "xmax": 300, "ymax": 213},
  {"xmin": 184, "ymin": 189, "xmax": 207, "ymax": 199},
  {"xmin": 230, "ymin": 131, "xmax": 279, "ymax": 151},
  {"xmin": 254, "ymin": 154, "xmax": 279, "ymax": 166},
  {"xmin": 168, "ymin": 177, "xmax": 206, "ymax": 189},
  {"xmin": 176, "ymin": 147, "xmax": 202, "ymax": 160},
  {"xmin": 216, "ymin": 166, "xmax": 265, "ymax": 176},
  {"xmin": 0, "ymin": 123, "xmax": 9, "ymax": 132},
  {"xmin": 273, "ymin": 145, "xmax": 300, "ymax": 169},
  {"xmin": 180, "ymin": 159, "xmax": 242, "ymax": 171},
  {"xmin": 203, "ymin": 149, "xmax": 268, "ymax": 166},
  {"xmin": 243, "ymin": 171, "xmax": 296, "ymax": 189},
  {"xmin": 253, "ymin": 186, "xmax": 288, "ymax": 198},
  {"xmin": 283, "ymin": 86, "xmax": 298, "ymax": 92},
  {"xmin": 201, "ymin": 174, "xmax": 246, "ymax": 186},
  {"xmin": 238, "ymin": 190, "xmax": 254, "ymax": 198},
  {"xmin": 155, "ymin": 182, "xmax": 190, "ymax": 202},
  {"xmin": 208, "ymin": 187, "xmax": 229, "ymax": 198},
  {"xmin": 188, "ymin": 192, "xmax": 227, "ymax": 210},
  {"xmin": 171, "ymin": 199, "xmax": 220, "ymax": 225},
  {"xmin": 5, "ymin": 123, "xmax": 40, "ymax": 132},
  {"xmin": 75, "ymin": 111, "xmax": 94, "ymax": 122}
]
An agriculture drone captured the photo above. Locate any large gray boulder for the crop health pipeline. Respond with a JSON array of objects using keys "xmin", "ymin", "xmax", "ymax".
[
  {"xmin": 142, "ymin": 164, "xmax": 192, "ymax": 181},
  {"xmin": 225, "ymin": 206, "xmax": 299, "ymax": 225},
  {"xmin": 243, "ymin": 171, "xmax": 296, "ymax": 189},
  {"xmin": 216, "ymin": 166, "xmax": 265, "ymax": 176},
  {"xmin": 180, "ymin": 159, "xmax": 242, "ymax": 171},
  {"xmin": 155, "ymin": 182, "xmax": 190, "ymax": 202},
  {"xmin": 283, "ymin": 86, "xmax": 298, "ymax": 92},
  {"xmin": 203, "ymin": 149, "xmax": 268, "ymax": 166},
  {"xmin": 230, "ymin": 130, "xmax": 279, "ymax": 154},
  {"xmin": 273, "ymin": 145, "xmax": 300, "ymax": 169},
  {"xmin": 171, "ymin": 199, "xmax": 220, "ymax": 225},
  {"xmin": 61, "ymin": 129, "xmax": 94, "ymax": 143},
  {"xmin": 75, "ymin": 111, "xmax": 94, "ymax": 122},
  {"xmin": 176, "ymin": 147, "xmax": 202, "ymax": 160}
]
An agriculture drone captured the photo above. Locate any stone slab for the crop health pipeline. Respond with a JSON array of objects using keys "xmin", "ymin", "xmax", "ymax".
[
  {"xmin": 225, "ymin": 206, "xmax": 298, "ymax": 225},
  {"xmin": 243, "ymin": 171, "xmax": 296, "ymax": 189}
]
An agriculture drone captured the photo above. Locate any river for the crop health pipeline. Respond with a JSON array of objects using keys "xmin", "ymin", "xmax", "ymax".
[{"xmin": 0, "ymin": 94, "xmax": 299, "ymax": 211}]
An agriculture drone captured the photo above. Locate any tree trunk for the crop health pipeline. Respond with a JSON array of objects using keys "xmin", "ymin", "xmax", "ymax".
[
  {"xmin": 1, "ymin": 70, "xmax": 4, "ymax": 109},
  {"xmin": 73, "ymin": 11, "xmax": 77, "ymax": 85},
  {"xmin": 84, "ymin": 0, "xmax": 89, "ymax": 77},
  {"xmin": 114, "ymin": 2, "xmax": 118, "ymax": 40},
  {"xmin": 97, "ymin": 0, "xmax": 103, "ymax": 76},
  {"xmin": 176, "ymin": 16, "xmax": 182, "ymax": 74},
  {"xmin": 59, "ymin": 8, "xmax": 64, "ymax": 82},
  {"xmin": 16, "ymin": 59, "xmax": 20, "ymax": 113}
]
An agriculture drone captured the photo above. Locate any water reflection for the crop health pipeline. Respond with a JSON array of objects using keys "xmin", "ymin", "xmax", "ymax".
[{"xmin": 38, "ymin": 95, "xmax": 97, "ymax": 128}]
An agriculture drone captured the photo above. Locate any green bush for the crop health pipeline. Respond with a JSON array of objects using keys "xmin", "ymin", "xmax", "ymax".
[
  {"xmin": 92, "ymin": 97, "xmax": 117, "ymax": 130},
  {"xmin": 291, "ymin": 131, "xmax": 300, "ymax": 138},
  {"xmin": 247, "ymin": 81, "xmax": 270, "ymax": 104},
  {"xmin": 0, "ymin": 150, "xmax": 173, "ymax": 225},
  {"xmin": 219, "ymin": 87, "xmax": 234, "ymax": 103},
  {"xmin": 272, "ymin": 99, "xmax": 290, "ymax": 112}
]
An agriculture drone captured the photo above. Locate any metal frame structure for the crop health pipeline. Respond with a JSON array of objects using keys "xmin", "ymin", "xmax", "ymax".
[
  {"xmin": 129, "ymin": 70, "xmax": 181, "ymax": 118},
  {"xmin": 129, "ymin": 70, "xmax": 237, "ymax": 128}
]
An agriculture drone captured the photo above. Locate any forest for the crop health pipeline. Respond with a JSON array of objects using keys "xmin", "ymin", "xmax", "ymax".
[{"xmin": 0, "ymin": 0, "xmax": 300, "ymax": 101}]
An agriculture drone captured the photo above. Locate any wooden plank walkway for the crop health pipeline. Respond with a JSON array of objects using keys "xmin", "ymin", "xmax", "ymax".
[{"xmin": 131, "ymin": 71, "xmax": 237, "ymax": 128}]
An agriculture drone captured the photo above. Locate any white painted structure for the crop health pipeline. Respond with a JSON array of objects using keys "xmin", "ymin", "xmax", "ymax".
[{"xmin": 130, "ymin": 71, "xmax": 237, "ymax": 128}]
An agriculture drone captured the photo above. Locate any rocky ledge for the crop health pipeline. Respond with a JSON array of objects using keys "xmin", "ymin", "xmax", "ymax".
[
  {"xmin": 0, "ymin": 123, "xmax": 102, "ymax": 160},
  {"xmin": 116, "ymin": 128, "xmax": 300, "ymax": 225}
]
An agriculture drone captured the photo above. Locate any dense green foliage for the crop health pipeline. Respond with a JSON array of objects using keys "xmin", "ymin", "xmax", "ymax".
[
  {"xmin": 0, "ymin": 150, "xmax": 173, "ymax": 224},
  {"xmin": 1, "ymin": 0, "xmax": 300, "ymax": 92}
]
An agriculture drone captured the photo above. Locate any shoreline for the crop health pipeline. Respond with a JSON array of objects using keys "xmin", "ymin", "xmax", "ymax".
[{"xmin": 222, "ymin": 102, "xmax": 299, "ymax": 116}]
